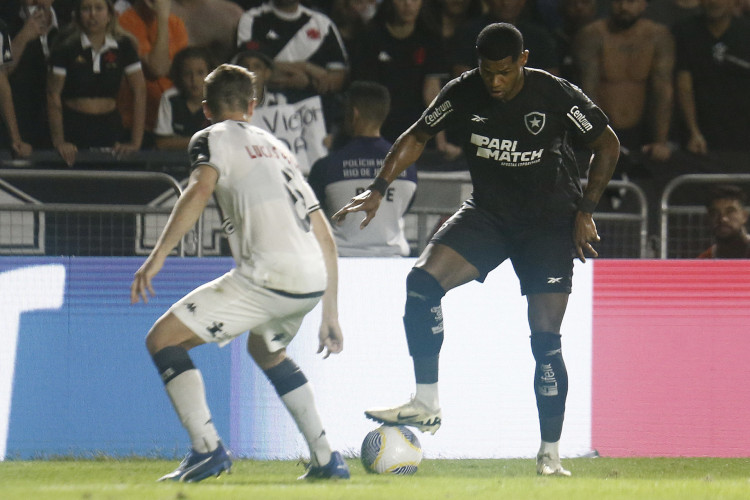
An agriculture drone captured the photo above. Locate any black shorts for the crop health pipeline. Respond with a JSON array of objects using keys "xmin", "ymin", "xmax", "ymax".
[{"xmin": 431, "ymin": 200, "xmax": 576, "ymax": 295}]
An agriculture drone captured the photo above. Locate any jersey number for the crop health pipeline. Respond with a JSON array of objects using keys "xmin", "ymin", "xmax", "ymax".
[{"xmin": 282, "ymin": 167, "xmax": 311, "ymax": 232}]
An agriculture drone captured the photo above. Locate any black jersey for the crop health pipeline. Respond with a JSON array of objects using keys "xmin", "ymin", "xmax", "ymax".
[
  {"xmin": 50, "ymin": 33, "xmax": 141, "ymax": 100},
  {"xmin": 414, "ymin": 68, "xmax": 608, "ymax": 224}
]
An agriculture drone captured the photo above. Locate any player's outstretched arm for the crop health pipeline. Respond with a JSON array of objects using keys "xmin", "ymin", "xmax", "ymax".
[
  {"xmin": 331, "ymin": 127, "xmax": 432, "ymax": 228},
  {"xmin": 575, "ymin": 125, "xmax": 620, "ymax": 263},
  {"xmin": 310, "ymin": 210, "xmax": 343, "ymax": 358},
  {"xmin": 130, "ymin": 165, "xmax": 218, "ymax": 303}
]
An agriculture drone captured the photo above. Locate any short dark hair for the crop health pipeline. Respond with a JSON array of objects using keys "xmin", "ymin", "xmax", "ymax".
[
  {"xmin": 169, "ymin": 46, "xmax": 215, "ymax": 95},
  {"xmin": 476, "ymin": 23, "xmax": 524, "ymax": 62},
  {"xmin": 204, "ymin": 64, "xmax": 257, "ymax": 116},
  {"xmin": 346, "ymin": 81, "xmax": 391, "ymax": 126},
  {"xmin": 705, "ymin": 184, "xmax": 748, "ymax": 211}
]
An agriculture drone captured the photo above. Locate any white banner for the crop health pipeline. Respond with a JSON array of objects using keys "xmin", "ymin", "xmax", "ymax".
[{"xmin": 249, "ymin": 96, "xmax": 329, "ymax": 176}]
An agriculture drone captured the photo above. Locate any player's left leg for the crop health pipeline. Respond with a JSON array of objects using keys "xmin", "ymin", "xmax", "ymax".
[
  {"xmin": 528, "ymin": 293, "xmax": 571, "ymax": 477},
  {"xmin": 248, "ymin": 334, "xmax": 349, "ymax": 480}
]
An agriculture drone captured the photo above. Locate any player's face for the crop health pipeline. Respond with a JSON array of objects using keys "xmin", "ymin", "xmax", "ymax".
[
  {"xmin": 478, "ymin": 51, "xmax": 528, "ymax": 102},
  {"xmin": 79, "ymin": 0, "xmax": 112, "ymax": 35},
  {"xmin": 181, "ymin": 57, "xmax": 210, "ymax": 101},
  {"xmin": 709, "ymin": 198, "xmax": 749, "ymax": 240}
]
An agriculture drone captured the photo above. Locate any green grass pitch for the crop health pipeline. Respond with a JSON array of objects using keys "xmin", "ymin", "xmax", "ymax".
[{"xmin": 1, "ymin": 457, "xmax": 748, "ymax": 499}]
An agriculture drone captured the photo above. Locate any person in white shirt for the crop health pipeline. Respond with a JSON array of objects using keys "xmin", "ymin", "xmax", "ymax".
[{"xmin": 130, "ymin": 63, "xmax": 349, "ymax": 483}]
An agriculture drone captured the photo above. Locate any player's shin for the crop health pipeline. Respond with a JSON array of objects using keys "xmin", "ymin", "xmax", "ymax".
[
  {"xmin": 530, "ymin": 332, "xmax": 569, "ymax": 443},
  {"xmin": 152, "ymin": 346, "xmax": 220, "ymax": 453},
  {"xmin": 264, "ymin": 357, "xmax": 332, "ymax": 467},
  {"xmin": 404, "ymin": 268, "xmax": 445, "ymax": 410}
]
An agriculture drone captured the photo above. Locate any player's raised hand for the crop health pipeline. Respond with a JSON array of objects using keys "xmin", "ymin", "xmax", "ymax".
[
  {"xmin": 574, "ymin": 211, "xmax": 600, "ymax": 263},
  {"xmin": 331, "ymin": 190, "xmax": 382, "ymax": 229},
  {"xmin": 317, "ymin": 317, "xmax": 343, "ymax": 359},
  {"xmin": 130, "ymin": 255, "xmax": 164, "ymax": 304}
]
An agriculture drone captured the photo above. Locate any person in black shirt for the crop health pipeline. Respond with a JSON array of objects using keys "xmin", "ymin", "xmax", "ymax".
[
  {"xmin": 154, "ymin": 46, "xmax": 212, "ymax": 150},
  {"xmin": 47, "ymin": 0, "xmax": 146, "ymax": 166},
  {"xmin": 333, "ymin": 23, "xmax": 619, "ymax": 476}
]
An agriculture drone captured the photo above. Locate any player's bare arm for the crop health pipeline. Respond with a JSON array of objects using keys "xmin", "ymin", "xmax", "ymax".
[
  {"xmin": 575, "ymin": 125, "xmax": 620, "ymax": 263},
  {"xmin": 331, "ymin": 126, "xmax": 433, "ymax": 228},
  {"xmin": 130, "ymin": 165, "xmax": 218, "ymax": 303},
  {"xmin": 310, "ymin": 209, "xmax": 343, "ymax": 358}
]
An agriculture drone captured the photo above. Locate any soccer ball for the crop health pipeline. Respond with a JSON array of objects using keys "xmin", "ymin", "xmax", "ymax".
[{"xmin": 360, "ymin": 425, "xmax": 423, "ymax": 475}]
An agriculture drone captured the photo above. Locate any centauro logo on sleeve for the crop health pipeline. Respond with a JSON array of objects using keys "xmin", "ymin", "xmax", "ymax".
[
  {"xmin": 470, "ymin": 134, "xmax": 543, "ymax": 167},
  {"xmin": 566, "ymin": 105, "xmax": 593, "ymax": 133},
  {"xmin": 424, "ymin": 100, "xmax": 453, "ymax": 127}
]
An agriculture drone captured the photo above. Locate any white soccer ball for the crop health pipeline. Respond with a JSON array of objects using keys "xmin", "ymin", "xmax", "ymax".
[{"xmin": 360, "ymin": 424, "xmax": 423, "ymax": 475}]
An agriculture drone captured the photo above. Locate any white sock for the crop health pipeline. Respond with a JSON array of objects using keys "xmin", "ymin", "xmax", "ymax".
[
  {"xmin": 415, "ymin": 383, "xmax": 440, "ymax": 410},
  {"xmin": 538, "ymin": 440, "xmax": 560, "ymax": 458},
  {"xmin": 280, "ymin": 383, "xmax": 332, "ymax": 467},
  {"xmin": 165, "ymin": 369, "xmax": 220, "ymax": 453}
]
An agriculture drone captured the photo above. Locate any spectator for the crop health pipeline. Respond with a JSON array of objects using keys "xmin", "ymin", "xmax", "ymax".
[
  {"xmin": 350, "ymin": 0, "xmax": 456, "ymax": 158},
  {"xmin": 423, "ymin": 0, "xmax": 484, "ymax": 45},
  {"xmin": 153, "ymin": 46, "xmax": 211, "ymax": 150},
  {"xmin": 575, "ymin": 0, "xmax": 675, "ymax": 162},
  {"xmin": 236, "ymin": 0, "xmax": 348, "ymax": 99},
  {"xmin": 170, "ymin": 0, "xmax": 243, "ymax": 64},
  {"xmin": 232, "ymin": 49, "xmax": 287, "ymax": 109},
  {"xmin": 673, "ymin": 0, "xmax": 750, "ymax": 155},
  {"xmin": 308, "ymin": 81, "xmax": 417, "ymax": 257},
  {"xmin": 328, "ymin": 0, "xmax": 377, "ymax": 56},
  {"xmin": 450, "ymin": 0, "xmax": 560, "ymax": 76},
  {"xmin": 47, "ymin": 0, "xmax": 146, "ymax": 166},
  {"xmin": 2, "ymin": 0, "xmax": 59, "ymax": 150},
  {"xmin": 118, "ymin": 0, "xmax": 188, "ymax": 139},
  {"xmin": 644, "ymin": 0, "xmax": 701, "ymax": 29},
  {"xmin": 0, "ymin": 18, "xmax": 32, "ymax": 157},
  {"xmin": 698, "ymin": 184, "xmax": 750, "ymax": 258},
  {"xmin": 553, "ymin": 0, "xmax": 598, "ymax": 85}
]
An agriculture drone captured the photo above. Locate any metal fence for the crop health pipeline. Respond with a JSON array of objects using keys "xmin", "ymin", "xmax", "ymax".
[
  {"xmin": 1, "ymin": 152, "xmax": 648, "ymax": 258},
  {"xmin": 0, "ymin": 169, "xmax": 186, "ymax": 256},
  {"xmin": 660, "ymin": 174, "xmax": 750, "ymax": 259}
]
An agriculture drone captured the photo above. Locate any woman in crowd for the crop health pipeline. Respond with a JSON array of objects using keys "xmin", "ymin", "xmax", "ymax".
[{"xmin": 47, "ymin": 0, "xmax": 145, "ymax": 166}]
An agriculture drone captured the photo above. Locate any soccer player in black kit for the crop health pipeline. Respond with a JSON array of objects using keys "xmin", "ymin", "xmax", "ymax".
[{"xmin": 333, "ymin": 23, "xmax": 620, "ymax": 476}]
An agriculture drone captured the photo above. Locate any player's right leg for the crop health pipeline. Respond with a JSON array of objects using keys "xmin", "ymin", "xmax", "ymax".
[
  {"xmin": 147, "ymin": 313, "xmax": 231, "ymax": 482},
  {"xmin": 365, "ymin": 243, "xmax": 480, "ymax": 435}
]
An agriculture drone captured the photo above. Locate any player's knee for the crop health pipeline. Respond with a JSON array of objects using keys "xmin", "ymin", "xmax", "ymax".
[
  {"xmin": 404, "ymin": 267, "xmax": 446, "ymax": 357},
  {"xmin": 530, "ymin": 331, "xmax": 568, "ymax": 416},
  {"xmin": 263, "ymin": 357, "xmax": 307, "ymax": 397},
  {"xmin": 151, "ymin": 345, "xmax": 195, "ymax": 385}
]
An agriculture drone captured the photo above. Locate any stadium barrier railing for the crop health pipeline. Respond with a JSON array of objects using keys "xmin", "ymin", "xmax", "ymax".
[
  {"xmin": 659, "ymin": 173, "xmax": 750, "ymax": 259},
  {"xmin": 1, "ymin": 150, "xmax": 648, "ymax": 258}
]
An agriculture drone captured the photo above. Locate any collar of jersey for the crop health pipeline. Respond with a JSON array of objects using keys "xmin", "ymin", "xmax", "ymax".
[{"xmin": 80, "ymin": 33, "xmax": 118, "ymax": 51}]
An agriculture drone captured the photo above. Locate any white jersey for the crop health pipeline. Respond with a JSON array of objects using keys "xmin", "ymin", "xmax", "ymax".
[{"xmin": 189, "ymin": 120, "xmax": 326, "ymax": 294}]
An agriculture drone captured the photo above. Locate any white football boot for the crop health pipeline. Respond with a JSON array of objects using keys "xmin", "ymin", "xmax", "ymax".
[
  {"xmin": 365, "ymin": 397, "xmax": 442, "ymax": 435},
  {"xmin": 536, "ymin": 452, "xmax": 572, "ymax": 477}
]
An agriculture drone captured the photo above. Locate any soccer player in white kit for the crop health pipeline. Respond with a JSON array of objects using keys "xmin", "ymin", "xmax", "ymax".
[{"xmin": 130, "ymin": 63, "xmax": 349, "ymax": 482}]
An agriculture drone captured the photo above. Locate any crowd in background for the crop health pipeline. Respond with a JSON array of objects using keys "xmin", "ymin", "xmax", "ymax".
[{"xmin": 0, "ymin": 0, "xmax": 749, "ymax": 244}]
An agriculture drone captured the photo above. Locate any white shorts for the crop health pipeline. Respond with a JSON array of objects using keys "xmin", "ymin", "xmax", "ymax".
[{"xmin": 169, "ymin": 268, "xmax": 323, "ymax": 351}]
